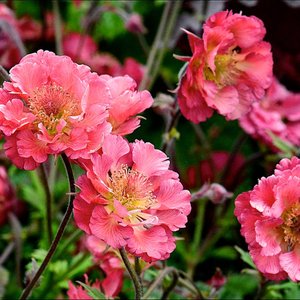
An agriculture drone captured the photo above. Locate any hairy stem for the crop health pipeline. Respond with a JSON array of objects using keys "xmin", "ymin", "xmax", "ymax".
[
  {"xmin": 143, "ymin": 267, "xmax": 175, "ymax": 299},
  {"xmin": 147, "ymin": 0, "xmax": 182, "ymax": 90},
  {"xmin": 161, "ymin": 270, "xmax": 179, "ymax": 300},
  {"xmin": 39, "ymin": 164, "xmax": 53, "ymax": 245},
  {"xmin": 19, "ymin": 154, "xmax": 75, "ymax": 299},
  {"xmin": 53, "ymin": 0, "xmax": 63, "ymax": 55},
  {"xmin": 119, "ymin": 249, "xmax": 143, "ymax": 300}
]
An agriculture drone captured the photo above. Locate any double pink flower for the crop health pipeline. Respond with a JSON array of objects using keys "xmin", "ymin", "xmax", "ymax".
[
  {"xmin": 0, "ymin": 50, "xmax": 152, "ymax": 170},
  {"xmin": 74, "ymin": 135, "xmax": 191, "ymax": 262},
  {"xmin": 177, "ymin": 10, "xmax": 273, "ymax": 123},
  {"xmin": 235, "ymin": 157, "xmax": 300, "ymax": 281}
]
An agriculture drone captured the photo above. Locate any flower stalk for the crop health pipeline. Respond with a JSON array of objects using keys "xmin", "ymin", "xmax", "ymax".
[
  {"xmin": 19, "ymin": 153, "xmax": 75, "ymax": 299},
  {"xmin": 119, "ymin": 249, "xmax": 143, "ymax": 300}
]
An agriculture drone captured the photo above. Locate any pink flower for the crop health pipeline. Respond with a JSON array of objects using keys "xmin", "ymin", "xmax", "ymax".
[
  {"xmin": 93, "ymin": 74, "xmax": 153, "ymax": 135},
  {"xmin": 0, "ymin": 50, "xmax": 111, "ymax": 170},
  {"xmin": 63, "ymin": 33, "xmax": 98, "ymax": 63},
  {"xmin": 176, "ymin": 10, "xmax": 273, "ymax": 123},
  {"xmin": 74, "ymin": 135, "xmax": 191, "ymax": 262},
  {"xmin": 17, "ymin": 16, "xmax": 42, "ymax": 41},
  {"xmin": 235, "ymin": 156, "xmax": 300, "ymax": 281},
  {"xmin": 121, "ymin": 58, "xmax": 145, "ymax": 87},
  {"xmin": 125, "ymin": 13, "xmax": 147, "ymax": 34},
  {"xmin": 239, "ymin": 77, "xmax": 300, "ymax": 150}
]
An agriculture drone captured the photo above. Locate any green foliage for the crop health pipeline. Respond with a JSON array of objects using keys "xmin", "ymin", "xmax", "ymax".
[
  {"xmin": 219, "ymin": 273, "xmax": 259, "ymax": 299},
  {"xmin": 76, "ymin": 281, "xmax": 106, "ymax": 299},
  {"xmin": 93, "ymin": 12, "xmax": 125, "ymax": 42}
]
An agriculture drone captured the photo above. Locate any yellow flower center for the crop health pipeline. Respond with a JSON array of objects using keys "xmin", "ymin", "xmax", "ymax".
[
  {"xmin": 108, "ymin": 165, "xmax": 156, "ymax": 212},
  {"xmin": 27, "ymin": 84, "xmax": 81, "ymax": 135},
  {"xmin": 281, "ymin": 204, "xmax": 300, "ymax": 250},
  {"xmin": 203, "ymin": 48, "xmax": 241, "ymax": 87}
]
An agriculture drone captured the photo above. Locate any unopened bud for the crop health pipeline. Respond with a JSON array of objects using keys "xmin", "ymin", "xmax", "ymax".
[{"xmin": 125, "ymin": 14, "xmax": 147, "ymax": 34}]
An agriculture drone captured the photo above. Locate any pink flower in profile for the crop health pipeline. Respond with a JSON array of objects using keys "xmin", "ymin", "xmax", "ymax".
[
  {"xmin": 176, "ymin": 10, "xmax": 273, "ymax": 123},
  {"xmin": 74, "ymin": 135, "xmax": 191, "ymax": 262},
  {"xmin": 0, "ymin": 50, "xmax": 111, "ymax": 170},
  {"xmin": 239, "ymin": 77, "xmax": 300, "ymax": 150},
  {"xmin": 235, "ymin": 156, "xmax": 300, "ymax": 281},
  {"xmin": 94, "ymin": 74, "xmax": 153, "ymax": 135}
]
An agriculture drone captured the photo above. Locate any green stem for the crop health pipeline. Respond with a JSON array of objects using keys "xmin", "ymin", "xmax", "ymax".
[
  {"xmin": 177, "ymin": 271, "xmax": 204, "ymax": 300},
  {"xmin": 147, "ymin": 0, "xmax": 182, "ymax": 90},
  {"xmin": 53, "ymin": 0, "xmax": 63, "ymax": 55},
  {"xmin": 39, "ymin": 164, "xmax": 53, "ymax": 245},
  {"xmin": 161, "ymin": 269, "xmax": 179, "ymax": 300},
  {"xmin": 139, "ymin": 1, "xmax": 171, "ymax": 90},
  {"xmin": 191, "ymin": 200, "xmax": 206, "ymax": 254},
  {"xmin": 119, "ymin": 249, "xmax": 143, "ymax": 300},
  {"xmin": 19, "ymin": 153, "xmax": 75, "ymax": 300},
  {"xmin": 188, "ymin": 199, "xmax": 207, "ymax": 278},
  {"xmin": 143, "ymin": 267, "xmax": 175, "ymax": 299}
]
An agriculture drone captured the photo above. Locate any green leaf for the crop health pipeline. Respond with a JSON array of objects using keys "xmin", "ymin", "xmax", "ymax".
[
  {"xmin": 76, "ymin": 281, "xmax": 106, "ymax": 300},
  {"xmin": 94, "ymin": 12, "xmax": 125, "ymax": 42},
  {"xmin": 219, "ymin": 273, "xmax": 259, "ymax": 299},
  {"xmin": 234, "ymin": 246, "xmax": 256, "ymax": 269}
]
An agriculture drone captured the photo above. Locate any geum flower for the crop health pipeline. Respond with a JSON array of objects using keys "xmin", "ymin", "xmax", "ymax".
[
  {"xmin": 74, "ymin": 134, "xmax": 191, "ymax": 262},
  {"xmin": 90, "ymin": 74, "xmax": 152, "ymax": 136},
  {"xmin": 0, "ymin": 50, "xmax": 111, "ymax": 170},
  {"xmin": 176, "ymin": 10, "xmax": 273, "ymax": 123},
  {"xmin": 235, "ymin": 156, "xmax": 300, "ymax": 281},
  {"xmin": 239, "ymin": 77, "xmax": 300, "ymax": 151}
]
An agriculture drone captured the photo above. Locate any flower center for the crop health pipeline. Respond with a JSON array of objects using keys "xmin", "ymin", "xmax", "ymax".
[
  {"xmin": 108, "ymin": 165, "xmax": 156, "ymax": 211},
  {"xmin": 203, "ymin": 48, "xmax": 241, "ymax": 87},
  {"xmin": 281, "ymin": 204, "xmax": 300, "ymax": 249},
  {"xmin": 27, "ymin": 84, "xmax": 81, "ymax": 134}
]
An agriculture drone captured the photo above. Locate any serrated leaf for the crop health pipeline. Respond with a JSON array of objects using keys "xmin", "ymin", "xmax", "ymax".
[
  {"xmin": 234, "ymin": 246, "xmax": 256, "ymax": 269},
  {"xmin": 76, "ymin": 281, "xmax": 106, "ymax": 299}
]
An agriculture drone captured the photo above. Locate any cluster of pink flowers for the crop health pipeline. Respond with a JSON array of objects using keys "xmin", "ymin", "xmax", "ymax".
[
  {"xmin": 0, "ymin": 47, "xmax": 190, "ymax": 267},
  {"xmin": 74, "ymin": 134, "xmax": 191, "ymax": 262},
  {"xmin": 235, "ymin": 156, "xmax": 300, "ymax": 281},
  {"xmin": 0, "ymin": 50, "xmax": 152, "ymax": 170},
  {"xmin": 176, "ymin": 10, "xmax": 273, "ymax": 123},
  {"xmin": 239, "ymin": 77, "xmax": 300, "ymax": 150}
]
